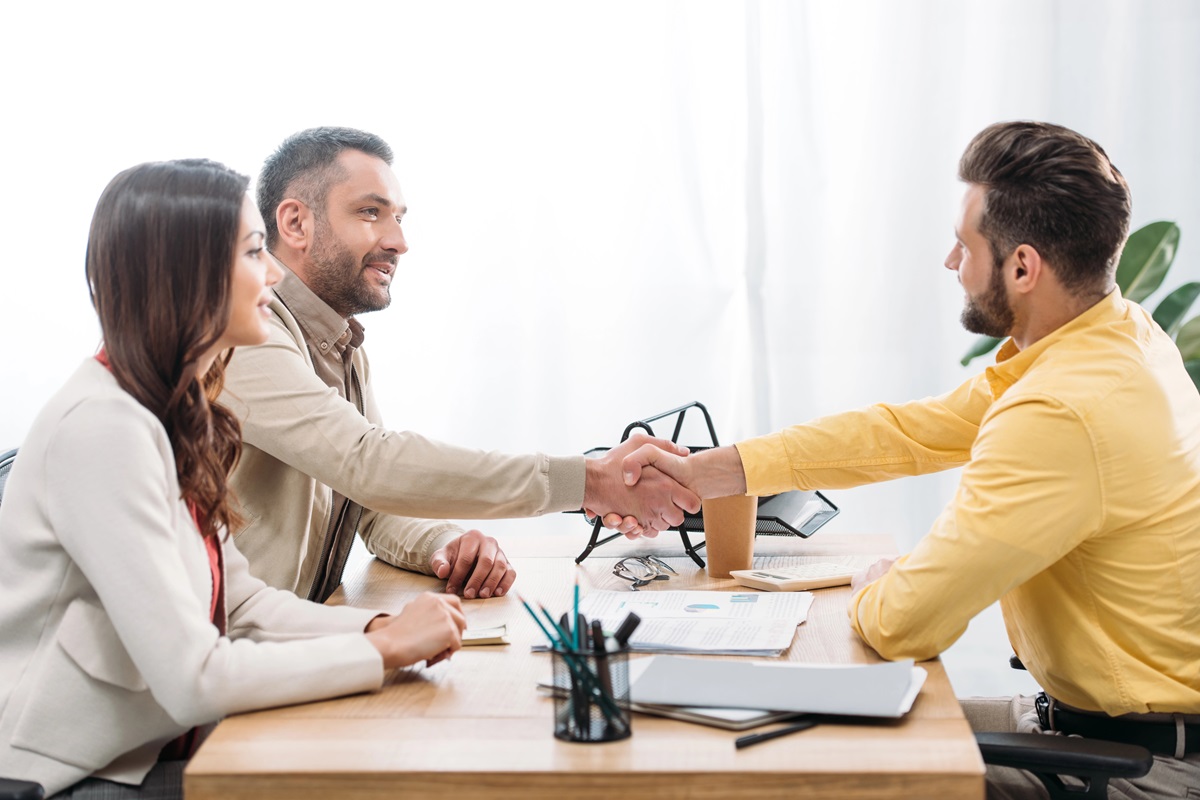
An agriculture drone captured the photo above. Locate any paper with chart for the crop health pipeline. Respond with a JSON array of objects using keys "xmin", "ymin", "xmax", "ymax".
[{"xmin": 579, "ymin": 590, "xmax": 814, "ymax": 655}]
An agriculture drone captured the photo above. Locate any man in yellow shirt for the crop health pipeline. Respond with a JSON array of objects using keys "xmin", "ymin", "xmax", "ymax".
[{"xmin": 619, "ymin": 121, "xmax": 1200, "ymax": 798}]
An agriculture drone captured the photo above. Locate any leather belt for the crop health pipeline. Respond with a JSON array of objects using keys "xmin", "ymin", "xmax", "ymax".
[{"xmin": 1037, "ymin": 693, "xmax": 1200, "ymax": 758}]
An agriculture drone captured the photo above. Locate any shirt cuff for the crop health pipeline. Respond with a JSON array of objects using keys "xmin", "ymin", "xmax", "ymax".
[
  {"xmin": 546, "ymin": 454, "xmax": 587, "ymax": 513},
  {"xmin": 418, "ymin": 524, "xmax": 468, "ymax": 573},
  {"xmin": 735, "ymin": 434, "xmax": 796, "ymax": 496}
]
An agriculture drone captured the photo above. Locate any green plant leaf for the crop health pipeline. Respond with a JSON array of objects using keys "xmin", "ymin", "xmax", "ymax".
[
  {"xmin": 1116, "ymin": 221, "xmax": 1180, "ymax": 303},
  {"xmin": 1153, "ymin": 282, "xmax": 1200, "ymax": 336},
  {"xmin": 1186, "ymin": 360, "xmax": 1200, "ymax": 394},
  {"xmin": 1175, "ymin": 316, "xmax": 1200, "ymax": 362},
  {"xmin": 960, "ymin": 335, "xmax": 1003, "ymax": 367}
]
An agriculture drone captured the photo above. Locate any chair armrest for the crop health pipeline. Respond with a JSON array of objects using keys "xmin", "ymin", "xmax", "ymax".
[
  {"xmin": 0, "ymin": 778, "xmax": 44, "ymax": 800},
  {"xmin": 975, "ymin": 731, "xmax": 1153, "ymax": 779}
]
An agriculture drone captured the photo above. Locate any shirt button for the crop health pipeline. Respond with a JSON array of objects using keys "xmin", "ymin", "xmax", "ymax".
[{"xmin": 319, "ymin": 342, "xmax": 329, "ymax": 350}]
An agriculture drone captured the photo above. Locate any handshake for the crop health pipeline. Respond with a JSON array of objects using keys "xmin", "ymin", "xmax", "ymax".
[{"xmin": 580, "ymin": 434, "xmax": 747, "ymax": 538}]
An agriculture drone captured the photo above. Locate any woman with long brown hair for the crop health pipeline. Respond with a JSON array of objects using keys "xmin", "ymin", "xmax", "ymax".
[{"xmin": 0, "ymin": 159, "xmax": 465, "ymax": 799}]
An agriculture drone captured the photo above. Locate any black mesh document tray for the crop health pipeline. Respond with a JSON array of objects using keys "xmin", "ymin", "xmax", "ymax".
[{"xmin": 572, "ymin": 402, "xmax": 839, "ymax": 567}]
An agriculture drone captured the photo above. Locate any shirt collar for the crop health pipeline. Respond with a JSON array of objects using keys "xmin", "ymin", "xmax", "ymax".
[
  {"xmin": 272, "ymin": 261, "xmax": 366, "ymax": 352},
  {"xmin": 985, "ymin": 287, "xmax": 1127, "ymax": 400}
]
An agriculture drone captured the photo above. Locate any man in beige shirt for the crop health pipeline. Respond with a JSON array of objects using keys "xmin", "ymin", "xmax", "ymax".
[{"xmin": 222, "ymin": 127, "xmax": 696, "ymax": 603}]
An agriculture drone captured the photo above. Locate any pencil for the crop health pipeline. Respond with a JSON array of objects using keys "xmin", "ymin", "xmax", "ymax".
[
  {"xmin": 573, "ymin": 570, "xmax": 581, "ymax": 650},
  {"xmin": 515, "ymin": 594, "xmax": 558, "ymax": 648}
]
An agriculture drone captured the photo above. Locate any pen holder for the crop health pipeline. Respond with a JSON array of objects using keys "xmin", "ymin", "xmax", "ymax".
[{"xmin": 550, "ymin": 646, "xmax": 632, "ymax": 743}]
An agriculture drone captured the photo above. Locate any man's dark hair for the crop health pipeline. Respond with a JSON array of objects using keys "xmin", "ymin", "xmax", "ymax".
[
  {"xmin": 257, "ymin": 127, "xmax": 394, "ymax": 248},
  {"xmin": 958, "ymin": 121, "xmax": 1131, "ymax": 294}
]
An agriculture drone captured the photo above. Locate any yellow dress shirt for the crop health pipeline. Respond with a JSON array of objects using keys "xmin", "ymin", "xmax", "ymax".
[{"xmin": 736, "ymin": 290, "xmax": 1200, "ymax": 714}]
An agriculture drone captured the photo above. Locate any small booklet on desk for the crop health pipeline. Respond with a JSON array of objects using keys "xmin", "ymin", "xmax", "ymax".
[{"xmin": 463, "ymin": 624, "xmax": 509, "ymax": 646}]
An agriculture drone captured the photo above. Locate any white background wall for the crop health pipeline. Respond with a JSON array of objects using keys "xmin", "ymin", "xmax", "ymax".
[{"xmin": 2, "ymin": 0, "xmax": 1197, "ymax": 697}]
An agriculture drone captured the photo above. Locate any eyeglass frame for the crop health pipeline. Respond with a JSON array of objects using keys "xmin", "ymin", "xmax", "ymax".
[{"xmin": 612, "ymin": 555, "xmax": 678, "ymax": 590}]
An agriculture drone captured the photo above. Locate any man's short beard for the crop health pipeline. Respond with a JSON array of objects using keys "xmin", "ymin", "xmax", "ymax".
[
  {"xmin": 306, "ymin": 218, "xmax": 392, "ymax": 318},
  {"xmin": 960, "ymin": 265, "xmax": 1014, "ymax": 338}
]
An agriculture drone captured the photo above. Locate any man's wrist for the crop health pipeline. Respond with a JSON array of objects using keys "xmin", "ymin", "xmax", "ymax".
[
  {"xmin": 582, "ymin": 457, "xmax": 612, "ymax": 514},
  {"xmin": 692, "ymin": 446, "xmax": 749, "ymax": 498}
]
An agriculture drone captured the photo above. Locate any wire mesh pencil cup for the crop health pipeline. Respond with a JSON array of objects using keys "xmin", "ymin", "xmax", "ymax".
[{"xmin": 550, "ymin": 647, "xmax": 632, "ymax": 742}]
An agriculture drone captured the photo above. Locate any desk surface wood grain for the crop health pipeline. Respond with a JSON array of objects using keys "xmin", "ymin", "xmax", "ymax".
[{"xmin": 185, "ymin": 534, "xmax": 984, "ymax": 799}]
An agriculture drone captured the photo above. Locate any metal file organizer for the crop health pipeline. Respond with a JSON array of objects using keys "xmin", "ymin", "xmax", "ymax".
[{"xmin": 573, "ymin": 401, "xmax": 839, "ymax": 566}]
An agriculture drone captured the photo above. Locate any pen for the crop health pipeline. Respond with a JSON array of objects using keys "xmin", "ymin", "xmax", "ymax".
[
  {"xmin": 590, "ymin": 618, "xmax": 613, "ymax": 738},
  {"xmin": 590, "ymin": 619, "xmax": 612, "ymax": 692},
  {"xmin": 613, "ymin": 611, "xmax": 641, "ymax": 648},
  {"xmin": 734, "ymin": 718, "xmax": 817, "ymax": 749}
]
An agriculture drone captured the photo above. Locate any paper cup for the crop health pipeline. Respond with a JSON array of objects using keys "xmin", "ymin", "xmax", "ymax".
[{"xmin": 702, "ymin": 494, "xmax": 758, "ymax": 578}]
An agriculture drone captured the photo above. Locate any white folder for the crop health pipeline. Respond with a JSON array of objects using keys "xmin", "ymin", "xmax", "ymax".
[{"xmin": 629, "ymin": 656, "xmax": 926, "ymax": 717}]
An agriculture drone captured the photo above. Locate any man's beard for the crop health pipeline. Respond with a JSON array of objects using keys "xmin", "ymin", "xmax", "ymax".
[
  {"xmin": 960, "ymin": 267, "xmax": 1014, "ymax": 338},
  {"xmin": 306, "ymin": 220, "xmax": 394, "ymax": 318}
]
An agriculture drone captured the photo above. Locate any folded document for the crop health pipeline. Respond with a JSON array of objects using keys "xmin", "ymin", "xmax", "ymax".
[{"xmin": 630, "ymin": 656, "xmax": 926, "ymax": 717}]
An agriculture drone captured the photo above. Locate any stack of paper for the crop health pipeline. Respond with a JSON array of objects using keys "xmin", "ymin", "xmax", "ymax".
[
  {"xmin": 629, "ymin": 656, "xmax": 926, "ymax": 718},
  {"xmin": 579, "ymin": 590, "xmax": 814, "ymax": 656}
]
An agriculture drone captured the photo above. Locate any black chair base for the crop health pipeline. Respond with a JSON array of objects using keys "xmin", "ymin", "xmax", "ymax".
[{"xmin": 976, "ymin": 731, "xmax": 1153, "ymax": 800}]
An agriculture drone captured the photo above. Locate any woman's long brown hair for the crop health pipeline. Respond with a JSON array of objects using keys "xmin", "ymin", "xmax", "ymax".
[{"xmin": 86, "ymin": 159, "xmax": 248, "ymax": 539}]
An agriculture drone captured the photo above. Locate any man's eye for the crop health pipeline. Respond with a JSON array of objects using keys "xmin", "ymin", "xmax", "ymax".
[{"xmin": 361, "ymin": 207, "xmax": 379, "ymax": 219}]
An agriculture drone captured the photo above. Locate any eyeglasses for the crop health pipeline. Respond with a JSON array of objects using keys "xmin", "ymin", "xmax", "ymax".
[{"xmin": 613, "ymin": 555, "xmax": 677, "ymax": 591}]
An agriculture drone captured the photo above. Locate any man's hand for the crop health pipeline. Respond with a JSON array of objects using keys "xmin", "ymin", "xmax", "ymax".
[
  {"xmin": 619, "ymin": 444, "xmax": 748, "ymax": 501},
  {"xmin": 850, "ymin": 557, "xmax": 897, "ymax": 594},
  {"xmin": 583, "ymin": 433, "xmax": 701, "ymax": 536},
  {"xmin": 364, "ymin": 592, "xmax": 466, "ymax": 669},
  {"xmin": 430, "ymin": 530, "xmax": 516, "ymax": 600}
]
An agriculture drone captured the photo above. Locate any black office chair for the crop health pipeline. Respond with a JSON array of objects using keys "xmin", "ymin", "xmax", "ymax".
[
  {"xmin": 0, "ymin": 449, "xmax": 46, "ymax": 800},
  {"xmin": 974, "ymin": 656, "xmax": 1153, "ymax": 800}
]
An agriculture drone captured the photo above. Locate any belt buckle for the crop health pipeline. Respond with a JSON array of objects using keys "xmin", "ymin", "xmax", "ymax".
[{"xmin": 1035, "ymin": 692, "xmax": 1053, "ymax": 731}]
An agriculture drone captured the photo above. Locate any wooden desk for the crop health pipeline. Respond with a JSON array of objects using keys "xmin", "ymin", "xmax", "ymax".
[{"xmin": 185, "ymin": 534, "xmax": 984, "ymax": 799}]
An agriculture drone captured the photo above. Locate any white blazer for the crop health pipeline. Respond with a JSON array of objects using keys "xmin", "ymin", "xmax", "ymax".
[{"xmin": 0, "ymin": 360, "xmax": 385, "ymax": 795}]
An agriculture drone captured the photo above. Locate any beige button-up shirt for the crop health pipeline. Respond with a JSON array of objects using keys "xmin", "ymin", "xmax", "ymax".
[{"xmin": 222, "ymin": 266, "xmax": 586, "ymax": 600}]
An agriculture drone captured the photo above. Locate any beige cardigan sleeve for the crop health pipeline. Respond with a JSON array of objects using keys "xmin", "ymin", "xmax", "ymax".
[{"xmin": 44, "ymin": 393, "xmax": 384, "ymax": 726}]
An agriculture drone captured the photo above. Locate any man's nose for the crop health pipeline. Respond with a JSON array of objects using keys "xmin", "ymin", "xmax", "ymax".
[
  {"xmin": 944, "ymin": 247, "xmax": 960, "ymax": 272},
  {"xmin": 380, "ymin": 217, "xmax": 408, "ymax": 254}
]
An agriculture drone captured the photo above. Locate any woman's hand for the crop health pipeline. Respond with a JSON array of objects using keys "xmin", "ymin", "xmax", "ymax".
[{"xmin": 365, "ymin": 592, "xmax": 467, "ymax": 669}]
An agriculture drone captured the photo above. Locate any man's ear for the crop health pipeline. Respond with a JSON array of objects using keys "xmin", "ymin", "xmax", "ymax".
[
  {"xmin": 1007, "ymin": 244, "xmax": 1044, "ymax": 296},
  {"xmin": 275, "ymin": 198, "xmax": 313, "ymax": 254}
]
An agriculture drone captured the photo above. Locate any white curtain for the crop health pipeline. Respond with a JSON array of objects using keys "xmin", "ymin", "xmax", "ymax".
[{"xmin": 2, "ymin": 0, "xmax": 1197, "ymax": 693}]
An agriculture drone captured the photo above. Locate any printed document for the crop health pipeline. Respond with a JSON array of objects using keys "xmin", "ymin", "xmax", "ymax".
[{"xmin": 579, "ymin": 590, "xmax": 814, "ymax": 656}]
